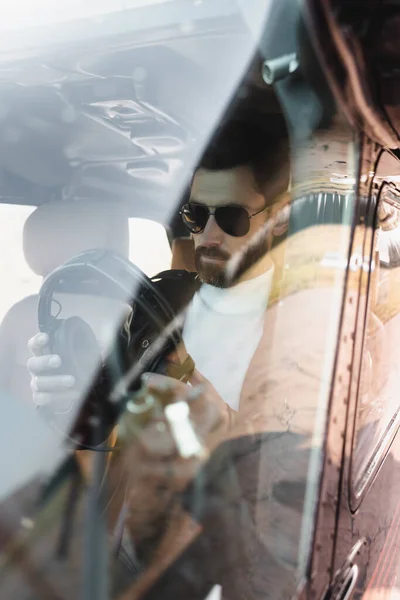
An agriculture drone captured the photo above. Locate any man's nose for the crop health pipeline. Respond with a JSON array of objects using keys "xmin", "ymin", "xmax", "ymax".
[{"xmin": 201, "ymin": 215, "xmax": 223, "ymax": 246}]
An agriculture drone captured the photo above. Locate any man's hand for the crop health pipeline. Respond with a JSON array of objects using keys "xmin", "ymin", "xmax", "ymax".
[
  {"xmin": 143, "ymin": 369, "xmax": 232, "ymax": 439},
  {"xmin": 27, "ymin": 332, "xmax": 79, "ymax": 414},
  {"xmin": 115, "ymin": 369, "xmax": 232, "ymax": 494},
  {"xmin": 105, "ymin": 369, "xmax": 236, "ymax": 566}
]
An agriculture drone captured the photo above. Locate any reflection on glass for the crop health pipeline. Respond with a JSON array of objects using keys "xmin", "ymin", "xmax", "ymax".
[
  {"xmin": 0, "ymin": 4, "xmax": 360, "ymax": 600},
  {"xmin": 353, "ymin": 179, "xmax": 400, "ymax": 492}
]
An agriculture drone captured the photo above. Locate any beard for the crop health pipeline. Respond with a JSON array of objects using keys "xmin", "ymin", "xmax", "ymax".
[
  {"xmin": 195, "ymin": 233, "xmax": 269, "ymax": 288},
  {"xmin": 195, "ymin": 246, "xmax": 230, "ymax": 288}
]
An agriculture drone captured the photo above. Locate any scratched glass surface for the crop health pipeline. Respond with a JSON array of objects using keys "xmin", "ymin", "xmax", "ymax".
[{"xmin": 0, "ymin": 2, "xmax": 359, "ymax": 600}]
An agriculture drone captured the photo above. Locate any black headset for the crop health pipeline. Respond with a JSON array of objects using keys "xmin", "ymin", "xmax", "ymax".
[{"xmin": 38, "ymin": 248, "xmax": 198, "ymax": 450}]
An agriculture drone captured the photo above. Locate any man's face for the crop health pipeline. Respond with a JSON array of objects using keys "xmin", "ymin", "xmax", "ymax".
[{"xmin": 190, "ymin": 166, "xmax": 269, "ymax": 287}]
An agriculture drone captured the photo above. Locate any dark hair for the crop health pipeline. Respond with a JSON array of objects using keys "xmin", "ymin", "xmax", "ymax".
[{"xmin": 198, "ymin": 111, "xmax": 290, "ymax": 198}]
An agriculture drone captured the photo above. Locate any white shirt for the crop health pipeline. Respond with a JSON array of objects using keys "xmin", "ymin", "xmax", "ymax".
[{"xmin": 182, "ymin": 268, "xmax": 273, "ymax": 411}]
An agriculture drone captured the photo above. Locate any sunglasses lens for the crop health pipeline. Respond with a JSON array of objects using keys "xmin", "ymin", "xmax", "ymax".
[
  {"xmin": 216, "ymin": 205, "xmax": 250, "ymax": 237},
  {"xmin": 181, "ymin": 204, "xmax": 209, "ymax": 233}
]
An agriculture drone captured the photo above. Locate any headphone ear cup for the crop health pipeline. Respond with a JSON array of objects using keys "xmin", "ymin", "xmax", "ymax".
[{"xmin": 52, "ymin": 316, "xmax": 103, "ymax": 388}]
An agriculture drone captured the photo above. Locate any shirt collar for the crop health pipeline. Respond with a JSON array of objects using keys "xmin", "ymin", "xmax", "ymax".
[{"xmin": 198, "ymin": 266, "xmax": 274, "ymax": 315}]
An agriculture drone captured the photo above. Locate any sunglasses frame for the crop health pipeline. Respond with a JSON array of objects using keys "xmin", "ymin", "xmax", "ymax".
[{"xmin": 179, "ymin": 202, "xmax": 269, "ymax": 237}]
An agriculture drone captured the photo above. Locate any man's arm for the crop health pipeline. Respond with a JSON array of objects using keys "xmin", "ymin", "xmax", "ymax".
[{"xmin": 116, "ymin": 431, "xmax": 304, "ymax": 600}]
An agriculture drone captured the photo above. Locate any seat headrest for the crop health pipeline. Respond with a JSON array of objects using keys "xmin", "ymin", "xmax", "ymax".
[
  {"xmin": 171, "ymin": 237, "xmax": 196, "ymax": 272},
  {"xmin": 23, "ymin": 199, "xmax": 130, "ymax": 277}
]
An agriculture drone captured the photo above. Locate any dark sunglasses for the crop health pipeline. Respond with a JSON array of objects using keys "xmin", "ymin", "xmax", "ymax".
[{"xmin": 180, "ymin": 202, "xmax": 268, "ymax": 237}]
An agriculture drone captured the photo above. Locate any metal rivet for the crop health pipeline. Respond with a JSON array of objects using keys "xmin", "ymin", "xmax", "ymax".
[
  {"xmin": 262, "ymin": 53, "xmax": 299, "ymax": 85},
  {"xmin": 142, "ymin": 340, "xmax": 150, "ymax": 349}
]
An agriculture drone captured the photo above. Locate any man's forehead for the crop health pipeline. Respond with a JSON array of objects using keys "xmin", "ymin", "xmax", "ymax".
[{"xmin": 191, "ymin": 166, "xmax": 261, "ymax": 207}]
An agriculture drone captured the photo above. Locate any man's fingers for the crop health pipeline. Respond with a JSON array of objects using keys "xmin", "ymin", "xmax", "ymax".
[
  {"xmin": 140, "ymin": 371, "xmax": 226, "ymax": 440},
  {"xmin": 143, "ymin": 373, "xmax": 175, "ymax": 387},
  {"xmin": 34, "ymin": 391, "xmax": 80, "ymax": 410},
  {"xmin": 143, "ymin": 372, "xmax": 206, "ymax": 398},
  {"xmin": 30, "ymin": 374, "xmax": 75, "ymax": 392},
  {"xmin": 143, "ymin": 373, "xmax": 188, "ymax": 396},
  {"xmin": 27, "ymin": 354, "xmax": 62, "ymax": 375},
  {"xmin": 28, "ymin": 333, "xmax": 50, "ymax": 356}
]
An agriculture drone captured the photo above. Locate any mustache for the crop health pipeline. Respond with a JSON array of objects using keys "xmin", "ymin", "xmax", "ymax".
[{"xmin": 195, "ymin": 246, "xmax": 231, "ymax": 261}]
